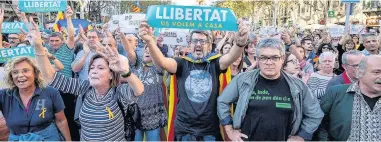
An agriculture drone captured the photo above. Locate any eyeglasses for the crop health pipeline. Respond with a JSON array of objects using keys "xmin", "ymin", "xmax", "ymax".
[
  {"xmin": 11, "ymin": 68, "xmax": 31, "ymax": 76},
  {"xmin": 286, "ymin": 59, "xmax": 299, "ymax": 64},
  {"xmin": 8, "ymin": 37, "xmax": 19, "ymax": 40},
  {"xmin": 258, "ymin": 56, "xmax": 281, "ymax": 63},
  {"xmin": 191, "ymin": 39, "xmax": 208, "ymax": 45}
]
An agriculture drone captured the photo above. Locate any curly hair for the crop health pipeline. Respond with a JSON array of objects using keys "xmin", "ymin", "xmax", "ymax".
[{"xmin": 4, "ymin": 56, "xmax": 46, "ymax": 89}]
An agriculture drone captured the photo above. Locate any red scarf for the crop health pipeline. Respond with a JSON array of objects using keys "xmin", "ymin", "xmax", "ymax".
[{"xmin": 342, "ymin": 71, "xmax": 352, "ymax": 84}]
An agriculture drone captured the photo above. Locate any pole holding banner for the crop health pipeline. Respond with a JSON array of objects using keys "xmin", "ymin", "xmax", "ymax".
[{"xmin": 344, "ymin": 3, "xmax": 352, "ymax": 33}]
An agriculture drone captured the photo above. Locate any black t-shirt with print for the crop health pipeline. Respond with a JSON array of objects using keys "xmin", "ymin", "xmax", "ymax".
[
  {"xmin": 241, "ymin": 74, "xmax": 294, "ymax": 141},
  {"xmin": 173, "ymin": 57, "xmax": 226, "ymax": 137}
]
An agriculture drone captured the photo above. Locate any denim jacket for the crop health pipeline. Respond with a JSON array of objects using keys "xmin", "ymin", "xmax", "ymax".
[{"xmin": 217, "ymin": 69, "xmax": 323, "ymax": 140}]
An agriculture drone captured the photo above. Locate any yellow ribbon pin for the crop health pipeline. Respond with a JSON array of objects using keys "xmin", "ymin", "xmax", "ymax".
[
  {"xmin": 39, "ymin": 108, "xmax": 46, "ymax": 118},
  {"xmin": 106, "ymin": 107, "xmax": 114, "ymax": 119}
]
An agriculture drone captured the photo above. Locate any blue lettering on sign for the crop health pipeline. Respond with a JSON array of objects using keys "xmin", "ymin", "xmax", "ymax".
[
  {"xmin": 146, "ymin": 5, "xmax": 238, "ymax": 31},
  {"xmin": 0, "ymin": 46, "xmax": 35, "ymax": 63},
  {"xmin": 19, "ymin": 0, "xmax": 67, "ymax": 13}
]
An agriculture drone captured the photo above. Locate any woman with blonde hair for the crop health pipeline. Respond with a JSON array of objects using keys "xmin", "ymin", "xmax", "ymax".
[
  {"xmin": 0, "ymin": 56, "xmax": 71, "ymax": 141},
  {"xmin": 26, "ymin": 17, "xmax": 144, "ymax": 140}
]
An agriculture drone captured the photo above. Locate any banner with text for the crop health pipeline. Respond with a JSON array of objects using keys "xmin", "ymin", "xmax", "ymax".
[
  {"xmin": 19, "ymin": 0, "xmax": 67, "ymax": 13},
  {"xmin": 162, "ymin": 30, "xmax": 188, "ymax": 45},
  {"xmin": 1, "ymin": 22, "xmax": 43, "ymax": 34},
  {"xmin": 0, "ymin": 46, "xmax": 35, "ymax": 63},
  {"xmin": 350, "ymin": 24, "xmax": 364, "ymax": 34},
  {"xmin": 2, "ymin": 22, "xmax": 28, "ymax": 34},
  {"xmin": 146, "ymin": 5, "xmax": 238, "ymax": 31}
]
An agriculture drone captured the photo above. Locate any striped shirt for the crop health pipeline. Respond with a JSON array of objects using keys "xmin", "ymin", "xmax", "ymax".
[
  {"xmin": 49, "ymin": 73, "xmax": 137, "ymax": 141},
  {"xmin": 306, "ymin": 72, "xmax": 334, "ymax": 101},
  {"xmin": 46, "ymin": 44, "xmax": 75, "ymax": 77}
]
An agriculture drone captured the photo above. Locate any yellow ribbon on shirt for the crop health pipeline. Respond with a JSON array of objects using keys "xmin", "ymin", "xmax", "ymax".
[
  {"xmin": 39, "ymin": 108, "xmax": 46, "ymax": 118},
  {"xmin": 106, "ymin": 107, "xmax": 114, "ymax": 119}
]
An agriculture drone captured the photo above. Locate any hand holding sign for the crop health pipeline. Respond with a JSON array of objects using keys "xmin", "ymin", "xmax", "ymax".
[
  {"xmin": 234, "ymin": 18, "xmax": 249, "ymax": 47},
  {"xmin": 139, "ymin": 20, "xmax": 154, "ymax": 42}
]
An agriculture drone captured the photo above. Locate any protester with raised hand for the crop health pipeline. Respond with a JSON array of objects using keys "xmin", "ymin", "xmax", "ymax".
[
  {"xmin": 139, "ymin": 18, "xmax": 248, "ymax": 140},
  {"xmin": 28, "ymin": 16, "xmax": 144, "ymax": 141}
]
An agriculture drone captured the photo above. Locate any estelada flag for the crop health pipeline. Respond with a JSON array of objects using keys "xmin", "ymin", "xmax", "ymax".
[{"xmin": 54, "ymin": 19, "xmax": 91, "ymax": 35}]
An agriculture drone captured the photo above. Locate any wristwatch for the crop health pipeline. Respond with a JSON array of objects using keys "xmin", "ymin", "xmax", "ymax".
[{"xmin": 121, "ymin": 70, "xmax": 131, "ymax": 78}]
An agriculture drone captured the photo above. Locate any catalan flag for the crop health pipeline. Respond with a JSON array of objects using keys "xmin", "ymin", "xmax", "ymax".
[{"xmin": 133, "ymin": 0, "xmax": 140, "ymax": 12}]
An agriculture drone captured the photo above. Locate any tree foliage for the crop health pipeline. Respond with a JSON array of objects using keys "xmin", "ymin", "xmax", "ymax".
[
  {"xmin": 120, "ymin": 1, "xmax": 171, "ymax": 14},
  {"xmin": 214, "ymin": 0, "xmax": 273, "ymax": 19}
]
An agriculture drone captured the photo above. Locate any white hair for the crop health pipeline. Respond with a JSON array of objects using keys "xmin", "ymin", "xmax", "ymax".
[{"xmin": 319, "ymin": 52, "xmax": 335, "ymax": 64}]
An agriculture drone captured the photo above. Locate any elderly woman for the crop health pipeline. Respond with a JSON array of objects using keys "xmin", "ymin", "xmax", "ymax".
[
  {"xmin": 27, "ymin": 17, "xmax": 144, "ymax": 140},
  {"xmin": 0, "ymin": 56, "xmax": 71, "ymax": 141},
  {"xmin": 307, "ymin": 52, "xmax": 336, "ymax": 101}
]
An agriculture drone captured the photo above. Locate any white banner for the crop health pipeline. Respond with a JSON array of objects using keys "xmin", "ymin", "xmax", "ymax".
[
  {"xmin": 329, "ymin": 26, "xmax": 344, "ymax": 37},
  {"xmin": 162, "ymin": 30, "xmax": 188, "ymax": 46},
  {"xmin": 108, "ymin": 13, "xmax": 146, "ymax": 33}
]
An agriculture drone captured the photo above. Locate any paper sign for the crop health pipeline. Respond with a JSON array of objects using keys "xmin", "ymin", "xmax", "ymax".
[
  {"xmin": 329, "ymin": 27, "xmax": 344, "ymax": 37},
  {"xmin": 108, "ymin": 15, "xmax": 121, "ymax": 32},
  {"xmin": 0, "ymin": 67, "xmax": 5, "ymax": 89},
  {"xmin": 350, "ymin": 24, "xmax": 363, "ymax": 34},
  {"xmin": 162, "ymin": 30, "xmax": 188, "ymax": 45},
  {"xmin": 119, "ymin": 13, "xmax": 146, "ymax": 34},
  {"xmin": 0, "ymin": 46, "xmax": 35, "ymax": 63},
  {"xmin": 146, "ymin": 5, "xmax": 238, "ymax": 31},
  {"xmin": 19, "ymin": 0, "xmax": 67, "ymax": 13}
]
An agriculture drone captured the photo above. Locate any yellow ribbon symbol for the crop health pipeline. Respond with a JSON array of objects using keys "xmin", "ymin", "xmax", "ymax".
[
  {"xmin": 106, "ymin": 107, "xmax": 114, "ymax": 119},
  {"xmin": 39, "ymin": 108, "xmax": 46, "ymax": 118}
]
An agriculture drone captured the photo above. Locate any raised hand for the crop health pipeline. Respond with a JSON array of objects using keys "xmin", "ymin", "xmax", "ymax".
[
  {"xmin": 15, "ymin": 7, "xmax": 27, "ymax": 21},
  {"xmin": 0, "ymin": 7, "xmax": 4, "ymax": 24},
  {"xmin": 65, "ymin": 6, "xmax": 74, "ymax": 19},
  {"xmin": 235, "ymin": 18, "xmax": 249, "ymax": 47},
  {"xmin": 97, "ymin": 44, "xmax": 129, "ymax": 74},
  {"xmin": 26, "ymin": 16, "xmax": 42, "ymax": 48},
  {"xmin": 138, "ymin": 20, "xmax": 154, "ymax": 42},
  {"xmin": 82, "ymin": 40, "xmax": 90, "ymax": 54}
]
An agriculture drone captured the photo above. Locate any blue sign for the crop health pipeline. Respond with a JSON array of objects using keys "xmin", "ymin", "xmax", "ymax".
[
  {"xmin": 1, "ymin": 22, "xmax": 43, "ymax": 34},
  {"xmin": 0, "ymin": 46, "xmax": 35, "ymax": 63},
  {"xmin": 341, "ymin": 0, "xmax": 360, "ymax": 3},
  {"xmin": 56, "ymin": 19, "xmax": 90, "ymax": 35},
  {"xmin": 19, "ymin": 0, "xmax": 67, "ymax": 13},
  {"xmin": 146, "ymin": 5, "xmax": 238, "ymax": 31}
]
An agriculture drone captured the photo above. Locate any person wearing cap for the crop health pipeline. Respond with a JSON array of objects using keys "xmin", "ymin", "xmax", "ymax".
[{"xmin": 139, "ymin": 18, "xmax": 248, "ymax": 141}]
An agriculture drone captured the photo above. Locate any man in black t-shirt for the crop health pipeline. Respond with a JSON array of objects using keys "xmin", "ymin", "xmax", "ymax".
[
  {"xmin": 138, "ymin": 19, "xmax": 249, "ymax": 140},
  {"xmin": 218, "ymin": 38, "xmax": 323, "ymax": 141}
]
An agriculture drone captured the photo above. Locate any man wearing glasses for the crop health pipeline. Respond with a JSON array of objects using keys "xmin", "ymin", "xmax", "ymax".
[
  {"xmin": 217, "ymin": 38, "xmax": 323, "ymax": 141},
  {"xmin": 326, "ymin": 50, "xmax": 365, "ymax": 89},
  {"xmin": 7, "ymin": 34, "xmax": 21, "ymax": 48},
  {"xmin": 139, "ymin": 19, "xmax": 248, "ymax": 141}
]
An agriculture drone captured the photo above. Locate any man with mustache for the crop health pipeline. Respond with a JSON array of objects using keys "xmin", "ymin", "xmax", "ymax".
[
  {"xmin": 218, "ymin": 38, "xmax": 323, "ymax": 141},
  {"xmin": 361, "ymin": 33, "xmax": 381, "ymax": 56},
  {"xmin": 139, "ymin": 18, "xmax": 248, "ymax": 141},
  {"xmin": 316, "ymin": 55, "xmax": 381, "ymax": 141}
]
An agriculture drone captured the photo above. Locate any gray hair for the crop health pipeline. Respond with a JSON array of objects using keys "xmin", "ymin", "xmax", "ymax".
[
  {"xmin": 361, "ymin": 33, "xmax": 377, "ymax": 43},
  {"xmin": 319, "ymin": 52, "xmax": 335, "ymax": 64},
  {"xmin": 256, "ymin": 38, "xmax": 285, "ymax": 56},
  {"xmin": 356, "ymin": 57, "xmax": 368, "ymax": 78},
  {"xmin": 342, "ymin": 50, "xmax": 364, "ymax": 65}
]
